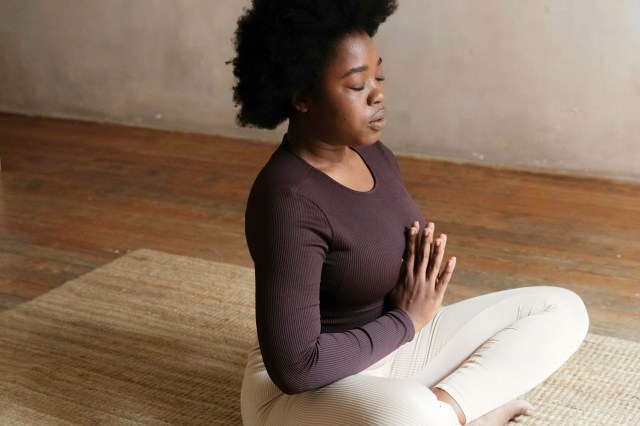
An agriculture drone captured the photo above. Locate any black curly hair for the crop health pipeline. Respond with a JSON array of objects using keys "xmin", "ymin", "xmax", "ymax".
[{"xmin": 230, "ymin": 0, "xmax": 398, "ymax": 129}]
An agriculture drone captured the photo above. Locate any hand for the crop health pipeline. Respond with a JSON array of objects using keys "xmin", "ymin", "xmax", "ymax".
[{"xmin": 388, "ymin": 221, "xmax": 456, "ymax": 332}]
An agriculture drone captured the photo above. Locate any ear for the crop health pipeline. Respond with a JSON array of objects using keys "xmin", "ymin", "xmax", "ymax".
[{"xmin": 291, "ymin": 90, "xmax": 310, "ymax": 113}]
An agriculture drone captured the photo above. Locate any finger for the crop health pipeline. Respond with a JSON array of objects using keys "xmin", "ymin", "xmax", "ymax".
[
  {"xmin": 437, "ymin": 257, "xmax": 456, "ymax": 290},
  {"xmin": 427, "ymin": 234, "xmax": 447, "ymax": 282},
  {"xmin": 416, "ymin": 224, "xmax": 433, "ymax": 277},
  {"xmin": 403, "ymin": 221, "xmax": 418, "ymax": 260},
  {"xmin": 427, "ymin": 222, "xmax": 435, "ymax": 264},
  {"xmin": 403, "ymin": 223, "xmax": 419, "ymax": 280},
  {"xmin": 413, "ymin": 222, "xmax": 422, "ymax": 266}
]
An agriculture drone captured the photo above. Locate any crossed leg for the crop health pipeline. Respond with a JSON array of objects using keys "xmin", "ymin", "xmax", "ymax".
[
  {"xmin": 389, "ymin": 286, "xmax": 589, "ymax": 423},
  {"xmin": 241, "ymin": 286, "xmax": 588, "ymax": 425}
]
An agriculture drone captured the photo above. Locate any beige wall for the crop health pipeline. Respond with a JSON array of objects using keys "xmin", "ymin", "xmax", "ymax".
[{"xmin": 1, "ymin": 0, "xmax": 639, "ymax": 182}]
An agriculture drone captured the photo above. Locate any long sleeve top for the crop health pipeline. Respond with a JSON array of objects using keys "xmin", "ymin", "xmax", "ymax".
[{"xmin": 245, "ymin": 137, "xmax": 425, "ymax": 394}]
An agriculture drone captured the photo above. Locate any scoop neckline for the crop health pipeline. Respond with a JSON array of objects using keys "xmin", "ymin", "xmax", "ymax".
[{"xmin": 283, "ymin": 137, "xmax": 378, "ymax": 195}]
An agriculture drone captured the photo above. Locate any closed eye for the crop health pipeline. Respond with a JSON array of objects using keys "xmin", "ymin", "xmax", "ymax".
[{"xmin": 351, "ymin": 76, "xmax": 385, "ymax": 91}]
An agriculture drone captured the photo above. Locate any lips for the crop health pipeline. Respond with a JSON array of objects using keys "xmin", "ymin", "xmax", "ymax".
[{"xmin": 368, "ymin": 108, "xmax": 386, "ymax": 131}]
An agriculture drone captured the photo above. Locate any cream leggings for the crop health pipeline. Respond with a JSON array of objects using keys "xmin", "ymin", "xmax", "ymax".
[{"xmin": 241, "ymin": 286, "xmax": 589, "ymax": 425}]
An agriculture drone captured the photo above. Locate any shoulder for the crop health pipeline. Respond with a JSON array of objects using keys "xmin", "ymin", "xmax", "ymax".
[
  {"xmin": 250, "ymin": 141, "xmax": 314, "ymax": 195},
  {"xmin": 245, "ymin": 149, "xmax": 332, "ymax": 255},
  {"xmin": 246, "ymin": 141, "xmax": 327, "ymax": 225}
]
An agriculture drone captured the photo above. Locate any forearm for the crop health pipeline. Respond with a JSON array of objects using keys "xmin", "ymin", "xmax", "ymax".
[{"xmin": 259, "ymin": 308, "xmax": 415, "ymax": 394}]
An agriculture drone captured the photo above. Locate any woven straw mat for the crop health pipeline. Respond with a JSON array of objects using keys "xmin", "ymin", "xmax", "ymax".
[{"xmin": 0, "ymin": 249, "xmax": 638, "ymax": 425}]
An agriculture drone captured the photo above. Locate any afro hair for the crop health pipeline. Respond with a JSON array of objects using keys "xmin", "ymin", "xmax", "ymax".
[{"xmin": 230, "ymin": 0, "xmax": 398, "ymax": 129}]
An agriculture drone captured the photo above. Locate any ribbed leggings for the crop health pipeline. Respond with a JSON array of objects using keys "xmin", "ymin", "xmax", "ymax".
[{"xmin": 241, "ymin": 286, "xmax": 589, "ymax": 425}]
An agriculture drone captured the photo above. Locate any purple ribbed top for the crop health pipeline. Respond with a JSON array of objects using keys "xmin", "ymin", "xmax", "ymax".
[{"xmin": 245, "ymin": 138, "xmax": 424, "ymax": 394}]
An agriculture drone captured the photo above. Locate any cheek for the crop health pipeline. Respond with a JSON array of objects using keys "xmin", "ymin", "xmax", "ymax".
[
  {"xmin": 319, "ymin": 89, "xmax": 367, "ymax": 133},
  {"xmin": 337, "ymin": 95, "xmax": 365, "ymax": 126}
]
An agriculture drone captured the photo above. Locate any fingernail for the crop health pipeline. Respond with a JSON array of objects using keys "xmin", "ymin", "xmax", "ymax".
[
  {"xmin": 424, "ymin": 227, "xmax": 431, "ymax": 236},
  {"xmin": 435, "ymin": 239, "xmax": 441, "ymax": 246},
  {"xmin": 411, "ymin": 227, "xmax": 417, "ymax": 235},
  {"xmin": 451, "ymin": 257, "xmax": 456, "ymax": 263}
]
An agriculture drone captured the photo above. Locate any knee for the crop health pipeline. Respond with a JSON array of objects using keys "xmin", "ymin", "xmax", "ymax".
[
  {"xmin": 405, "ymin": 392, "xmax": 460, "ymax": 425},
  {"xmin": 546, "ymin": 286, "xmax": 590, "ymax": 342},
  {"xmin": 358, "ymin": 381, "xmax": 459, "ymax": 425},
  {"xmin": 556, "ymin": 287, "xmax": 589, "ymax": 326}
]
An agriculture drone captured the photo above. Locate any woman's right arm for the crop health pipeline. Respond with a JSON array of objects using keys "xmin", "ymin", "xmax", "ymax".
[{"xmin": 246, "ymin": 190, "xmax": 416, "ymax": 394}]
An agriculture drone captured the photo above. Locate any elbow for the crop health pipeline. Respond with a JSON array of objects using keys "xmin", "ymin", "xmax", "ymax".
[
  {"xmin": 268, "ymin": 368, "xmax": 316, "ymax": 395},
  {"xmin": 264, "ymin": 358, "xmax": 320, "ymax": 395},
  {"xmin": 260, "ymin": 338, "xmax": 325, "ymax": 394},
  {"xmin": 276, "ymin": 380, "xmax": 308, "ymax": 395}
]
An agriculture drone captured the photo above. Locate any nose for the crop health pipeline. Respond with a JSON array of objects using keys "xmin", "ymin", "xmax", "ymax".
[{"xmin": 368, "ymin": 82, "xmax": 384, "ymax": 106}]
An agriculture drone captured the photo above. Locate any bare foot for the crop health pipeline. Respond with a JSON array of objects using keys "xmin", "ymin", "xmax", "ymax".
[{"xmin": 468, "ymin": 400, "xmax": 534, "ymax": 426}]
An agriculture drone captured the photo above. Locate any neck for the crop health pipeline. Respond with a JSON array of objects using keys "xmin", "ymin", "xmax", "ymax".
[{"xmin": 286, "ymin": 125, "xmax": 351, "ymax": 168}]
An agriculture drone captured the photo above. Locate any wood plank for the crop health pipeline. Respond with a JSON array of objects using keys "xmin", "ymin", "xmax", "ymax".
[{"xmin": 0, "ymin": 112, "xmax": 638, "ymax": 341}]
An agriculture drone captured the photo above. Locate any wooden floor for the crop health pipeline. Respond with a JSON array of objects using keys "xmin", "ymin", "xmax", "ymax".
[{"xmin": 1, "ymin": 113, "xmax": 638, "ymax": 341}]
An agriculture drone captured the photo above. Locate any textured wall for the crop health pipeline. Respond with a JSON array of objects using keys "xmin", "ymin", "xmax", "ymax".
[
  {"xmin": 1, "ymin": 0, "xmax": 639, "ymax": 181},
  {"xmin": 0, "ymin": 1, "xmax": 267, "ymax": 139},
  {"xmin": 377, "ymin": 1, "xmax": 640, "ymax": 181}
]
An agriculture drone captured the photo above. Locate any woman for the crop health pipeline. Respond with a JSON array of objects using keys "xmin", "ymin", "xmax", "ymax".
[{"xmin": 232, "ymin": 1, "xmax": 589, "ymax": 425}]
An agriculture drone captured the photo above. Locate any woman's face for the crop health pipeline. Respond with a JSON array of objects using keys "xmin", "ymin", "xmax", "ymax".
[{"xmin": 301, "ymin": 31, "xmax": 386, "ymax": 147}]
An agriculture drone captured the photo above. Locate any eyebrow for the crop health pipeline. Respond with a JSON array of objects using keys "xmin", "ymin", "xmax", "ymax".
[{"xmin": 341, "ymin": 57, "xmax": 383, "ymax": 78}]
